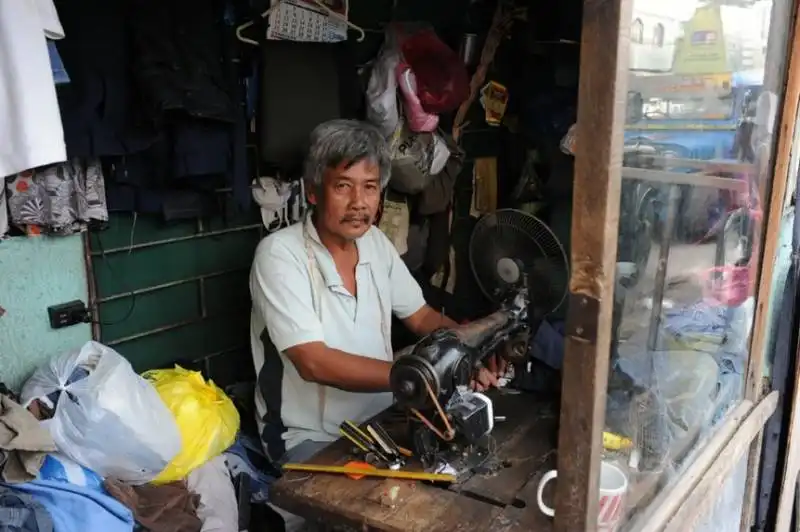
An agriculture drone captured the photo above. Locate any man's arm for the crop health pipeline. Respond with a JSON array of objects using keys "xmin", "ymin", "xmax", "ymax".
[
  {"xmin": 401, "ymin": 304, "xmax": 460, "ymax": 337},
  {"xmin": 284, "ymin": 343, "xmax": 391, "ymax": 392},
  {"xmin": 251, "ymin": 239, "xmax": 391, "ymax": 393},
  {"xmin": 378, "ymin": 236, "xmax": 501, "ymax": 388}
]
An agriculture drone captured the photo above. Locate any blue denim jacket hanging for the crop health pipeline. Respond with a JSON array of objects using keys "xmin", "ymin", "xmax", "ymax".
[{"xmin": 46, "ymin": 40, "xmax": 69, "ymax": 85}]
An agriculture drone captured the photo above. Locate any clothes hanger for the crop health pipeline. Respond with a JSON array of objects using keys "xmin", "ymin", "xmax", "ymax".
[{"xmin": 236, "ymin": 0, "xmax": 366, "ymax": 46}]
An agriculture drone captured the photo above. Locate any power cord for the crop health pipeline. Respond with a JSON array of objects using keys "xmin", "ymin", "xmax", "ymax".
[{"xmin": 87, "ymin": 214, "xmax": 138, "ymax": 326}]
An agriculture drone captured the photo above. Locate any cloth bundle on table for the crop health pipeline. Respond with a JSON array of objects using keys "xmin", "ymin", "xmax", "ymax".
[{"xmin": 0, "ymin": 396, "xmax": 56, "ymax": 484}]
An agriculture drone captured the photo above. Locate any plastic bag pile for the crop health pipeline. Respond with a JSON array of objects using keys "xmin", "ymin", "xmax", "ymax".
[
  {"xmin": 21, "ymin": 342, "xmax": 182, "ymax": 484},
  {"xmin": 21, "ymin": 341, "xmax": 240, "ymax": 486}
]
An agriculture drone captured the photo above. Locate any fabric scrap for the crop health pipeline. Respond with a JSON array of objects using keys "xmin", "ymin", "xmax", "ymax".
[
  {"xmin": 0, "ymin": 397, "xmax": 56, "ymax": 483},
  {"xmin": 104, "ymin": 479, "xmax": 201, "ymax": 532},
  {"xmin": 187, "ymin": 456, "xmax": 238, "ymax": 532},
  {"xmin": 46, "ymin": 41, "xmax": 69, "ymax": 85},
  {"xmin": 0, "ymin": 485, "xmax": 53, "ymax": 532},
  {"xmin": 8, "ymin": 480, "xmax": 133, "ymax": 532}
]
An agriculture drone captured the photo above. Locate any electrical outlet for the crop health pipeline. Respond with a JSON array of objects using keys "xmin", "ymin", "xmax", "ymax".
[{"xmin": 47, "ymin": 300, "xmax": 90, "ymax": 329}]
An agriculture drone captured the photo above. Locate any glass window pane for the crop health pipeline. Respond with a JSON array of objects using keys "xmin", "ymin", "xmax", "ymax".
[{"xmin": 609, "ymin": 0, "xmax": 793, "ymax": 526}]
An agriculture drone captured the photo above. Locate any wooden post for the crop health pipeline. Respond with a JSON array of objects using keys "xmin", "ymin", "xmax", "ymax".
[
  {"xmin": 740, "ymin": 2, "xmax": 800, "ymax": 529},
  {"xmin": 554, "ymin": 0, "xmax": 632, "ymax": 529}
]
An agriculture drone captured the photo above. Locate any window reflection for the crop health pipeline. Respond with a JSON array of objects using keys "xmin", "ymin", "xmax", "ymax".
[
  {"xmin": 632, "ymin": 18, "xmax": 645, "ymax": 44},
  {"xmin": 606, "ymin": 0, "xmax": 788, "ymax": 526},
  {"xmin": 654, "ymin": 23, "xmax": 665, "ymax": 47}
]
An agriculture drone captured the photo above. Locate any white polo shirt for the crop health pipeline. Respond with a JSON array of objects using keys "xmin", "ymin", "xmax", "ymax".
[{"xmin": 250, "ymin": 215, "xmax": 425, "ymax": 457}]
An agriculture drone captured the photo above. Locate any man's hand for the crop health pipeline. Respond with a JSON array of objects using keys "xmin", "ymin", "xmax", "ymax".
[
  {"xmin": 486, "ymin": 354, "xmax": 508, "ymax": 379},
  {"xmin": 471, "ymin": 365, "xmax": 497, "ymax": 392},
  {"xmin": 470, "ymin": 354, "xmax": 508, "ymax": 392}
]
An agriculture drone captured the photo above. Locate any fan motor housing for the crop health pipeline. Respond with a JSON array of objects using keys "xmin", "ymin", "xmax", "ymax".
[
  {"xmin": 390, "ymin": 329, "xmax": 476, "ymax": 411},
  {"xmin": 469, "ymin": 208, "xmax": 569, "ymax": 317}
]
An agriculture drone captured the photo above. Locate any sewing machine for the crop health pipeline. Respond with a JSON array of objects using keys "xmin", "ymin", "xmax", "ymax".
[{"xmin": 389, "ymin": 284, "xmax": 530, "ymax": 473}]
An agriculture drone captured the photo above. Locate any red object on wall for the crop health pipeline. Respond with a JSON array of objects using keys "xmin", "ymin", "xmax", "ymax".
[{"xmin": 400, "ymin": 29, "xmax": 469, "ymax": 114}]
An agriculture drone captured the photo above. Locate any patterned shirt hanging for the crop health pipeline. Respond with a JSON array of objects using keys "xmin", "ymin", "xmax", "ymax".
[{"xmin": 6, "ymin": 158, "xmax": 108, "ymax": 236}]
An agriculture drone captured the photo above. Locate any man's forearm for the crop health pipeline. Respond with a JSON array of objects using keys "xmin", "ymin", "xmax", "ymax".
[
  {"xmin": 285, "ymin": 343, "xmax": 392, "ymax": 392},
  {"xmin": 403, "ymin": 305, "xmax": 460, "ymax": 337}
]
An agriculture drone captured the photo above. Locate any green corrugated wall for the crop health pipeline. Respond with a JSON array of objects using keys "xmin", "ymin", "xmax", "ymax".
[{"xmin": 89, "ymin": 201, "xmax": 263, "ymax": 384}]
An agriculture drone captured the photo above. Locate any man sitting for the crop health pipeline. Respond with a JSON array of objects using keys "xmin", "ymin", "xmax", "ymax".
[{"xmin": 249, "ymin": 119, "xmax": 497, "ymax": 466}]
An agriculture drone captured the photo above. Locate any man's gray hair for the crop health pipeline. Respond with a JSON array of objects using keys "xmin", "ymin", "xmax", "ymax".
[{"xmin": 303, "ymin": 119, "xmax": 392, "ymax": 189}]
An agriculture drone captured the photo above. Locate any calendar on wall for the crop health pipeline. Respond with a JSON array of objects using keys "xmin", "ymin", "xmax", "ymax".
[{"xmin": 267, "ymin": 0, "xmax": 348, "ymax": 43}]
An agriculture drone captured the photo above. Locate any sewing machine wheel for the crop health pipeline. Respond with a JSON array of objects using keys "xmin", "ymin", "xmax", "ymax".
[{"xmin": 390, "ymin": 329, "xmax": 475, "ymax": 411}]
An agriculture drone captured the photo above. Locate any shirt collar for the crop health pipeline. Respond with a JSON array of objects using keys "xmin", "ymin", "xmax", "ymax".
[{"xmin": 303, "ymin": 213, "xmax": 371, "ymax": 288}]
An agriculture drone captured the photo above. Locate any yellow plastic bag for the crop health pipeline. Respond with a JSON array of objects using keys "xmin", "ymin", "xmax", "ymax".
[{"xmin": 143, "ymin": 366, "xmax": 240, "ymax": 484}]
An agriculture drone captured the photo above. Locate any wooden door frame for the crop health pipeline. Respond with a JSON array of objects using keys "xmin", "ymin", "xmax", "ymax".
[
  {"xmin": 558, "ymin": 0, "xmax": 800, "ymax": 530},
  {"xmin": 554, "ymin": 0, "xmax": 633, "ymax": 529}
]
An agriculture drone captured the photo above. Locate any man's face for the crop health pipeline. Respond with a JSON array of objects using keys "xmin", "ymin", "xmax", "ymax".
[{"xmin": 308, "ymin": 159, "xmax": 381, "ymax": 242}]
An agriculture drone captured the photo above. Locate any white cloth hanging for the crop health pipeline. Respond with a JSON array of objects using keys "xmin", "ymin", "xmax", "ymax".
[
  {"xmin": 252, "ymin": 177, "xmax": 293, "ymax": 229},
  {"xmin": 0, "ymin": 0, "xmax": 67, "ymax": 177}
]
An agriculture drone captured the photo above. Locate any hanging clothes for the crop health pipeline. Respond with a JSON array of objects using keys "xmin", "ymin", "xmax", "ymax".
[
  {"xmin": 0, "ymin": 0, "xmax": 67, "ymax": 177},
  {"xmin": 128, "ymin": 0, "xmax": 236, "ymax": 125},
  {"xmin": 57, "ymin": 0, "xmax": 249, "ymax": 215},
  {"xmin": 53, "ymin": 0, "xmax": 156, "ymax": 159},
  {"xmin": 5, "ymin": 159, "xmax": 108, "ymax": 236},
  {"xmin": 46, "ymin": 41, "xmax": 69, "ymax": 85}
]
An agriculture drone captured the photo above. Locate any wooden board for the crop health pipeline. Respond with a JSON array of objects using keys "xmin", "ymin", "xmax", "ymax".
[
  {"xmin": 623, "ymin": 401, "xmax": 754, "ymax": 532},
  {"xmin": 271, "ymin": 393, "xmax": 559, "ymax": 532},
  {"xmin": 664, "ymin": 392, "xmax": 778, "ymax": 532},
  {"xmin": 555, "ymin": 0, "xmax": 633, "ymax": 529}
]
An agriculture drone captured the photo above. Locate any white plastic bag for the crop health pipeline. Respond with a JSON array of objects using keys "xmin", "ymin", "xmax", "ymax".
[
  {"xmin": 366, "ymin": 40, "xmax": 401, "ymax": 137},
  {"xmin": 21, "ymin": 341, "xmax": 181, "ymax": 485}
]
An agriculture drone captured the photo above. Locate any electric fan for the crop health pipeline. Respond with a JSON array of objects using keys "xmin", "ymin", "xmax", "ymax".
[{"xmin": 469, "ymin": 209, "xmax": 569, "ymax": 318}]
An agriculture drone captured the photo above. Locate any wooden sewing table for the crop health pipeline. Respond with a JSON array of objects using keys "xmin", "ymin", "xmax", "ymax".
[{"xmin": 271, "ymin": 392, "xmax": 559, "ymax": 532}]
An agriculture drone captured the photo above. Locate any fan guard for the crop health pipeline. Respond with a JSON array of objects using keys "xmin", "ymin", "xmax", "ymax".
[{"xmin": 469, "ymin": 209, "xmax": 569, "ymax": 316}]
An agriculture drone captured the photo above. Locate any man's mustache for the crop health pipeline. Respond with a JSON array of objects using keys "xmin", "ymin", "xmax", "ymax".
[{"xmin": 340, "ymin": 213, "xmax": 371, "ymax": 223}]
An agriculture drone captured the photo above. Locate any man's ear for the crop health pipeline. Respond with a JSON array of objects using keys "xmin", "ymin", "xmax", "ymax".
[{"xmin": 307, "ymin": 185, "xmax": 318, "ymax": 206}]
